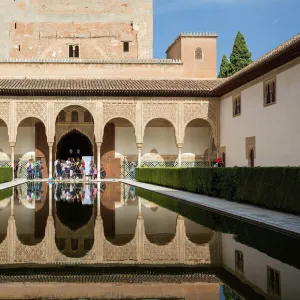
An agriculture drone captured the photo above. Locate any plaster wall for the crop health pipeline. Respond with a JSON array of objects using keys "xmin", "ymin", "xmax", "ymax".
[
  {"xmin": 220, "ymin": 62, "xmax": 300, "ymax": 167},
  {"xmin": 0, "ymin": 0, "xmax": 153, "ymax": 59},
  {"xmin": 222, "ymin": 233, "xmax": 300, "ymax": 300},
  {"xmin": 0, "ymin": 126, "xmax": 35, "ymax": 161}
]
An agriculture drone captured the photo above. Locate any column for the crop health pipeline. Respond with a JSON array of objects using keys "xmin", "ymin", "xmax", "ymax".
[
  {"xmin": 49, "ymin": 183, "xmax": 53, "ymax": 216},
  {"xmin": 10, "ymin": 143, "xmax": 15, "ymax": 179},
  {"xmin": 97, "ymin": 142, "xmax": 101, "ymax": 180},
  {"xmin": 10, "ymin": 187, "xmax": 14, "ymax": 216},
  {"xmin": 177, "ymin": 143, "xmax": 183, "ymax": 168},
  {"xmin": 138, "ymin": 197, "xmax": 142, "ymax": 218},
  {"xmin": 97, "ymin": 182, "xmax": 101, "ymax": 217},
  {"xmin": 48, "ymin": 142, "xmax": 53, "ymax": 179},
  {"xmin": 137, "ymin": 143, "xmax": 142, "ymax": 167}
]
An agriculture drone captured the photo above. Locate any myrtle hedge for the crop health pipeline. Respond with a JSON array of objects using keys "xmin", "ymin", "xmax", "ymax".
[
  {"xmin": 136, "ymin": 167, "xmax": 300, "ymax": 214},
  {"xmin": 136, "ymin": 187, "xmax": 300, "ymax": 270},
  {"xmin": 0, "ymin": 167, "xmax": 12, "ymax": 184},
  {"xmin": 0, "ymin": 188, "xmax": 13, "ymax": 201}
]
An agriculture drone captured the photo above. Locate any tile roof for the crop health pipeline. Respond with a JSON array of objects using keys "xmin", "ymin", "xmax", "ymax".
[
  {"xmin": 0, "ymin": 78, "xmax": 222, "ymax": 97},
  {"xmin": 214, "ymin": 33, "xmax": 300, "ymax": 95}
]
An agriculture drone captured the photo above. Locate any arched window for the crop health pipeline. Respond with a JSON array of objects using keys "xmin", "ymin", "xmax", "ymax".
[
  {"xmin": 71, "ymin": 238, "xmax": 79, "ymax": 251},
  {"xmin": 249, "ymin": 149, "xmax": 255, "ymax": 168},
  {"xmin": 195, "ymin": 47, "xmax": 203, "ymax": 60},
  {"xmin": 84, "ymin": 111, "xmax": 92, "ymax": 122},
  {"xmin": 71, "ymin": 110, "xmax": 78, "ymax": 122},
  {"xmin": 58, "ymin": 110, "xmax": 66, "ymax": 122}
]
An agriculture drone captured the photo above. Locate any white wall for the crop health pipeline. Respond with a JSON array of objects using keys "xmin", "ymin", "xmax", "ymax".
[
  {"xmin": 115, "ymin": 126, "xmax": 209, "ymax": 158},
  {"xmin": 222, "ymin": 233, "xmax": 300, "ymax": 300},
  {"xmin": 220, "ymin": 62, "xmax": 300, "ymax": 167},
  {"xmin": 15, "ymin": 127, "xmax": 35, "ymax": 160}
]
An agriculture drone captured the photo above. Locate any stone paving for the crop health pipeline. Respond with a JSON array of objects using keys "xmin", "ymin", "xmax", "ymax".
[
  {"xmin": 0, "ymin": 178, "xmax": 27, "ymax": 191},
  {"xmin": 121, "ymin": 179, "xmax": 300, "ymax": 237}
]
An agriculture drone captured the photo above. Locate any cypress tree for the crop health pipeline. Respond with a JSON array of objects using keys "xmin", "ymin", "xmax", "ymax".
[
  {"xmin": 229, "ymin": 31, "xmax": 252, "ymax": 75},
  {"xmin": 218, "ymin": 54, "xmax": 230, "ymax": 78}
]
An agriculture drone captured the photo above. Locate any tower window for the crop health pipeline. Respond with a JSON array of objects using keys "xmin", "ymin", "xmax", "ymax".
[
  {"xmin": 195, "ymin": 47, "xmax": 203, "ymax": 60},
  {"xmin": 235, "ymin": 250, "xmax": 244, "ymax": 274},
  {"xmin": 58, "ymin": 110, "xmax": 66, "ymax": 122},
  {"xmin": 69, "ymin": 45, "xmax": 80, "ymax": 58},
  {"xmin": 123, "ymin": 41, "xmax": 129, "ymax": 52}
]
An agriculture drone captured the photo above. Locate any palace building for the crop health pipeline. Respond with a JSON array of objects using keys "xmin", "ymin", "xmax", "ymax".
[{"xmin": 0, "ymin": 0, "xmax": 299, "ymax": 179}]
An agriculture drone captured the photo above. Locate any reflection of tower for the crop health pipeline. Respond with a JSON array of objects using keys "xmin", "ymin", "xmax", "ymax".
[{"xmin": 101, "ymin": 182, "xmax": 121, "ymax": 238}]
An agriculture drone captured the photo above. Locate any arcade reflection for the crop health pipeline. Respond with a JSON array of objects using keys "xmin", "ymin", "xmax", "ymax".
[{"xmin": 2, "ymin": 182, "xmax": 216, "ymax": 261}]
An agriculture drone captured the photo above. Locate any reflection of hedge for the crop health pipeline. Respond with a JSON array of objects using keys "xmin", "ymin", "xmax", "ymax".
[
  {"xmin": 136, "ymin": 167, "xmax": 300, "ymax": 214},
  {"xmin": 136, "ymin": 188, "xmax": 300, "ymax": 269},
  {"xmin": 0, "ymin": 188, "xmax": 13, "ymax": 201},
  {"xmin": 0, "ymin": 167, "xmax": 12, "ymax": 184}
]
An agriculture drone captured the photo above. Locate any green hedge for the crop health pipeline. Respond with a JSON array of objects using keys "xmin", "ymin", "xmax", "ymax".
[
  {"xmin": 136, "ymin": 167, "xmax": 300, "ymax": 214},
  {"xmin": 0, "ymin": 167, "xmax": 13, "ymax": 184},
  {"xmin": 0, "ymin": 188, "xmax": 13, "ymax": 201},
  {"xmin": 136, "ymin": 187, "xmax": 300, "ymax": 270}
]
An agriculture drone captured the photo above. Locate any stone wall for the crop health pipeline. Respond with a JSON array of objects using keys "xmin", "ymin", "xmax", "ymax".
[{"xmin": 0, "ymin": 0, "xmax": 153, "ymax": 59}]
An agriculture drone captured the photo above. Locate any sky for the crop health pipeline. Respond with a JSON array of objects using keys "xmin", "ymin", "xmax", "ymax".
[{"xmin": 153, "ymin": 0, "xmax": 300, "ymax": 72}]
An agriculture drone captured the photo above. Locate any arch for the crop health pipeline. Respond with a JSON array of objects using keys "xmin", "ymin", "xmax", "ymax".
[
  {"xmin": 71, "ymin": 110, "xmax": 79, "ymax": 122},
  {"xmin": 195, "ymin": 47, "xmax": 203, "ymax": 60},
  {"xmin": 17, "ymin": 116, "xmax": 47, "ymax": 131},
  {"xmin": 55, "ymin": 127, "xmax": 94, "ymax": 146},
  {"xmin": 185, "ymin": 218, "xmax": 214, "ymax": 245},
  {"xmin": 58, "ymin": 110, "xmax": 66, "ymax": 122},
  {"xmin": 54, "ymin": 104, "xmax": 96, "ymax": 123},
  {"xmin": 143, "ymin": 117, "xmax": 177, "ymax": 140},
  {"xmin": 184, "ymin": 117, "xmax": 216, "ymax": 141},
  {"xmin": 0, "ymin": 118, "xmax": 10, "ymax": 163}
]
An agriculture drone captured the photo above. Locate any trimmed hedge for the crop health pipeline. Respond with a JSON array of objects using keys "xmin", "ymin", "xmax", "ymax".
[
  {"xmin": 136, "ymin": 187, "xmax": 300, "ymax": 270},
  {"xmin": 0, "ymin": 167, "xmax": 13, "ymax": 184},
  {"xmin": 136, "ymin": 167, "xmax": 300, "ymax": 214},
  {"xmin": 0, "ymin": 188, "xmax": 13, "ymax": 201}
]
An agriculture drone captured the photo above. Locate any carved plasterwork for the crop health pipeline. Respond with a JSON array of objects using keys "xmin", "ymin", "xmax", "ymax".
[
  {"xmin": 55, "ymin": 124, "xmax": 94, "ymax": 145},
  {"xmin": 53, "ymin": 101, "xmax": 97, "ymax": 121},
  {"xmin": 103, "ymin": 102, "xmax": 136, "ymax": 128},
  {"xmin": 16, "ymin": 102, "xmax": 47, "ymax": 127},
  {"xmin": 0, "ymin": 102, "xmax": 9, "ymax": 125},
  {"xmin": 142, "ymin": 103, "xmax": 178, "ymax": 137}
]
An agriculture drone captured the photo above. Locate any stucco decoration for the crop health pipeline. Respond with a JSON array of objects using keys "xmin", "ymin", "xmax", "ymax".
[
  {"xmin": 142, "ymin": 103, "xmax": 178, "ymax": 139},
  {"xmin": 55, "ymin": 124, "xmax": 94, "ymax": 145},
  {"xmin": 103, "ymin": 102, "xmax": 136, "ymax": 128},
  {"xmin": 0, "ymin": 214, "xmax": 220, "ymax": 265},
  {"xmin": 16, "ymin": 102, "xmax": 47, "ymax": 127},
  {"xmin": 0, "ymin": 102, "xmax": 9, "ymax": 125},
  {"xmin": 54, "ymin": 102, "xmax": 97, "ymax": 123}
]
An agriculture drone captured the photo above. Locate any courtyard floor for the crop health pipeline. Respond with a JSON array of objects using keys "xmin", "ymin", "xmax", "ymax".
[{"xmin": 121, "ymin": 179, "xmax": 300, "ymax": 237}]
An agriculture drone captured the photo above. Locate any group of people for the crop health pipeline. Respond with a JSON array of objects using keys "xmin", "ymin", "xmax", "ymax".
[
  {"xmin": 54, "ymin": 158, "xmax": 106, "ymax": 180},
  {"xmin": 26, "ymin": 182, "xmax": 43, "ymax": 203},
  {"xmin": 25, "ymin": 159, "xmax": 44, "ymax": 180},
  {"xmin": 54, "ymin": 183, "xmax": 106, "ymax": 205}
]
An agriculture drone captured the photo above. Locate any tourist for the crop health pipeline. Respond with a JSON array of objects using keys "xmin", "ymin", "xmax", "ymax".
[
  {"xmin": 81, "ymin": 159, "xmax": 86, "ymax": 180},
  {"xmin": 54, "ymin": 158, "xmax": 59, "ymax": 179},
  {"xmin": 130, "ymin": 162, "xmax": 136, "ymax": 179},
  {"xmin": 56, "ymin": 159, "xmax": 62, "ymax": 180},
  {"xmin": 25, "ymin": 159, "xmax": 34, "ymax": 180},
  {"xmin": 100, "ymin": 164, "xmax": 106, "ymax": 179}
]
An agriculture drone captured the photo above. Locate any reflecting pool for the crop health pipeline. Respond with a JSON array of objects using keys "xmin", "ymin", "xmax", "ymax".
[{"xmin": 0, "ymin": 182, "xmax": 299, "ymax": 300}]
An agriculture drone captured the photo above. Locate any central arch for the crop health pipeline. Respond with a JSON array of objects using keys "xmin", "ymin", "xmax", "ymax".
[{"xmin": 56, "ymin": 130, "xmax": 93, "ymax": 160}]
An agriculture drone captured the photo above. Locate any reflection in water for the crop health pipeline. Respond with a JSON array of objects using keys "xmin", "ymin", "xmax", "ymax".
[{"xmin": 1, "ymin": 182, "xmax": 299, "ymax": 299}]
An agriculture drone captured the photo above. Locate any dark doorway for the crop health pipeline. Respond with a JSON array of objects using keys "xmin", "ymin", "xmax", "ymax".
[
  {"xmin": 57, "ymin": 130, "xmax": 93, "ymax": 160},
  {"xmin": 222, "ymin": 152, "xmax": 226, "ymax": 167},
  {"xmin": 249, "ymin": 149, "xmax": 255, "ymax": 168}
]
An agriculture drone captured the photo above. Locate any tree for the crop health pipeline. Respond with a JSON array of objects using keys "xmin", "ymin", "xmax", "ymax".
[
  {"xmin": 218, "ymin": 54, "xmax": 230, "ymax": 78},
  {"xmin": 229, "ymin": 31, "xmax": 252, "ymax": 75}
]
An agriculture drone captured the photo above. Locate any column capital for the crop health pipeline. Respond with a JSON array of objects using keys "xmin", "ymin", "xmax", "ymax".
[
  {"xmin": 10, "ymin": 142, "xmax": 16, "ymax": 147},
  {"xmin": 96, "ymin": 142, "xmax": 102, "ymax": 147},
  {"xmin": 177, "ymin": 143, "xmax": 183, "ymax": 149},
  {"xmin": 48, "ymin": 142, "xmax": 54, "ymax": 147},
  {"xmin": 136, "ymin": 143, "xmax": 143, "ymax": 149}
]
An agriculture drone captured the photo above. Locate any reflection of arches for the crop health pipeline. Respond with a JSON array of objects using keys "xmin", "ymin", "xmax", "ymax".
[
  {"xmin": 56, "ymin": 130, "xmax": 93, "ymax": 159},
  {"xmin": 185, "ymin": 218, "xmax": 214, "ymax": 244},
  {"xmin": 249, "ymin": 149, "xmax": 255, "ymax": 167}
]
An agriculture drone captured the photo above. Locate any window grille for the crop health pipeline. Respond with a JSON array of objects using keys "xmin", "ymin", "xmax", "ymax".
[{"xmin": 195, "ymin": 47, "xmax": 203, "ymax": 60}]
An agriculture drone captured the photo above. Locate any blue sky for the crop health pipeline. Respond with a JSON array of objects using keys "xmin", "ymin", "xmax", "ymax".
[{"xmin": 153, "ymin": 0, "xmax": 300, "ymax": 71}]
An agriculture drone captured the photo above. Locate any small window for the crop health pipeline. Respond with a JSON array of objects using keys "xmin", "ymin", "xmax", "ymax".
[
  {"xmin": 233, "ymin": 95, "xmax": 241, "ymax": 117},
  {"xmin": 71, "ymin": 110, "xmax": 78, "ymax": 122},
  {"xmin": 235, "ymin": 250, "xmax": 244, "ymax": 274},
  {"xmin": 195, "ymin": 47, "xmax": 203, "ymax": 60},
  {"xmin": 264, "ymin": 78, "xmax": 276, "ymax": 106},
  {"xmin": 123, "ymin": 41, "xmax": 129, "ymax": 52},
  {"xmin": 267, "ymin": 267, "xmax": 281, "ymax": 298},
  {"xmin": 249, "ymin": 149, "xmax": 255, "ymax": 168},
  {"xmin": 69, "ymin": 45, "xmax": 80, "ymax": 58},
  {"xmin": 71, "ymin": 238, "xmax": 79, "ymax": 251},
  {"xmin": 84, "ymin": 111, "xmax": 92, "ymax": 122},
  {"xmin": 58, "ymin": 110, "xmax": 66, "ymax": 122}
]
